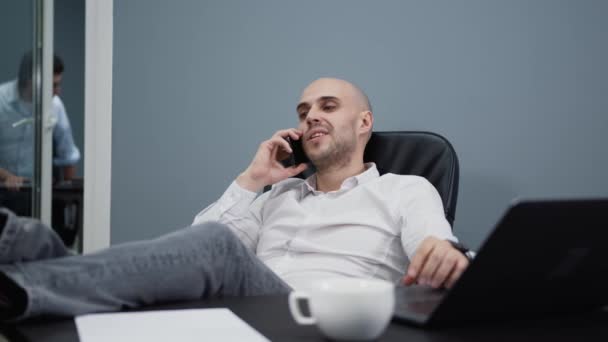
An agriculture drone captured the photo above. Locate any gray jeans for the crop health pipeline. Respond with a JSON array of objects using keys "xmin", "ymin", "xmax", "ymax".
[{"xmin": 0, "ymin": 208, "xmax": 290, "ymax": 320}]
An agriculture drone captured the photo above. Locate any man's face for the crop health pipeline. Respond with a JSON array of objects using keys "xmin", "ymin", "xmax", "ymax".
[
  {"xmin": 20, "ymin": 73, "xmax": 63, "ymax": 102},
  {"xmin": 296, "ymin": 78, "xmax": 365, "ymax": 169},
  {"xmin": 52, "ymin": 73, "xmax": 63, "ymax": 96}
]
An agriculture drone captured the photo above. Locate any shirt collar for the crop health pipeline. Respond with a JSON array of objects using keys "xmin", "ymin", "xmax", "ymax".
[
  {"xmin": 302, "ymin": 162, "xmax": 379, "ymax": 195},
  {"xmin": 3, "ymin": 80, "xmax": 29, "ymax": 115}
]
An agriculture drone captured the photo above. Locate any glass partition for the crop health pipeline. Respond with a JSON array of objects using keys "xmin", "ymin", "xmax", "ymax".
[
  {"xmin": 0, "ymin": 1, "xmax": 37, "ymax": 217},
  {"xmin": 0, "ymin": 0, "xmax": 84, "ymax": 252},
  {"xmin": 52, "ymin": 0, "xmax": 85, "ymax": 251}
]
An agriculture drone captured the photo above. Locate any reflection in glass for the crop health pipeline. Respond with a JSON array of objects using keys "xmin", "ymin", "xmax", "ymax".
[
  {"xmin": 0, "ymin": 52, "xmax": 80, "ymax": 211},
  {"xmin": 1, "ymin": 1, "xmax": 85, "ymax": 251},
  {"xmin": 1, "ymin": 52, "xmax": 82, "ymax": 248},
  {"xmin": 0, "ymin": 1, "xmax": 36, "ymax": 219}
]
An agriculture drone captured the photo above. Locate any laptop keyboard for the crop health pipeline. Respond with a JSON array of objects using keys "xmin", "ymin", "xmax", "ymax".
[{"xmin": 394, "ymin": 286, "xmax": 444, "ymax": 316}]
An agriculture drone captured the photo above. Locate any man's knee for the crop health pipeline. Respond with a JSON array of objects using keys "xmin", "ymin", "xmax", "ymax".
[{"xmin": 192, "ymin": 222, "xmax": 240, "ymax": 247}]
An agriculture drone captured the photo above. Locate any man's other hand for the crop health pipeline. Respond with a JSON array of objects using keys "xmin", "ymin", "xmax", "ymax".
[
  {"xmin": 402, "ymin": 237, "xmax": 469, "ymax": 289},
  {"xmin": 237, "ymin": 129, "xmax": 308, "ymax": 192},
  {"xmin": 3, "ymin": 174, "xmax": 26, "ymax": 191}
]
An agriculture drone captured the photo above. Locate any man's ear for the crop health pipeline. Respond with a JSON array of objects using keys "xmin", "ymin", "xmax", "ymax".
[{"xmin": 359, "ymin": 110, "xmax": 373, "ymax": 135}]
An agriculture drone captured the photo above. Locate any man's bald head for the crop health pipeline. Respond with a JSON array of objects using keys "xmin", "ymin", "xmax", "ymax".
[{"xmin": 301, "ymin": 77, "xmax": 372, "ymax": 113}]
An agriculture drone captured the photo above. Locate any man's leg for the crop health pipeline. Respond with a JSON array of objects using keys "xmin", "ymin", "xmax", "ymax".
[
  {"xmin": 0, "ymin": 207, "xmax": 71, "ymax": 320},
  {"xmin": 0, "ymin": 208, "xmax": 72, "ymax": 264},
  {"xmin": 0, "ymin": 221, "xmax": 289, "ymax": 321}
]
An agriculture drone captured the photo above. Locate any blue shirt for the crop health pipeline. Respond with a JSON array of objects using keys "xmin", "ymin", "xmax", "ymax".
[{"xmin": 0, "ymin": 79, "xmax": 80, "ymax": 179}]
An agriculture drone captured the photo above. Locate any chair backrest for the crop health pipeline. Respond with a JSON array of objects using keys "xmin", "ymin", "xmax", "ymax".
[{"xmin": 273, "ymin": 131, "xmax": 460, "ymax": 226}]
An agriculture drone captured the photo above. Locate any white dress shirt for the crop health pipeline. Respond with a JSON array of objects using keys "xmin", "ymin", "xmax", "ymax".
[
  {"xmin": 193, "ymin": 163, "xmax": 457, "ymax": 290},
  {"xmin": 0, "ymin": 79, "xmax": 80, "ymax": 178}
]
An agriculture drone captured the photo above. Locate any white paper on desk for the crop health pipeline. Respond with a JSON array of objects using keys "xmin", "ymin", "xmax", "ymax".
[{"xmin": 75, "ymin": 308, "xmax": 270, "ymax": 342}]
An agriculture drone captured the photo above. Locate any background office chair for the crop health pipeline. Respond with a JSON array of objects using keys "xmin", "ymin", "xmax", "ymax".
[{"xmin": 276, "ymin": 131, "xmax": 460, "ymax": 227}]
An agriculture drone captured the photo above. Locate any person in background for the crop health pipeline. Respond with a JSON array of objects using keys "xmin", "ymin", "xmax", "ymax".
[{"xmin": 0, "ymin": 51, "xmax": 80, "ymax": 215}]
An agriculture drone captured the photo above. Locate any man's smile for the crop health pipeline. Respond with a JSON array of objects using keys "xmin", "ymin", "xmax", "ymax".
[{"xmin": 305, "ymin": 127, "xmax": 329, "ymax": 142}]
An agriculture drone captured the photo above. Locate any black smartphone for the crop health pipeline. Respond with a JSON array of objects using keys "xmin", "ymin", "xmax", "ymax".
[{"xmin": 285, "ymin": 136, "xmax": 309, "ymax": 166}]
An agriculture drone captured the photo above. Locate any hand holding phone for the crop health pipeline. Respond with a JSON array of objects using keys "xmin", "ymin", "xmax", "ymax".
[{"xmin": 236, "ymin": 128, "xmax": 308, "ymax": 192}]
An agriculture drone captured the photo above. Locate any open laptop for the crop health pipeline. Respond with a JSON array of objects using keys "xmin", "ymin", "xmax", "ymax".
[{"xmin": 393, "ymin": 198, "xmax": 608, "ymax": 328}]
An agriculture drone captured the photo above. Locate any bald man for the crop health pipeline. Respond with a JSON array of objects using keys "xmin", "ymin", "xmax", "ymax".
[{"xmin": 0, "ymin": 78, "xmax": 469, "ymax": 321}]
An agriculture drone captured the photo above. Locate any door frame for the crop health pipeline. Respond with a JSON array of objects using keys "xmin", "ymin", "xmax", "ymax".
[
  {"xmin": 33, "ymin": 0, "xmax": 55, "ymax": 224},
  {"xmin": 82, "ymin": 0, "xmax": 113, "ymax": 252}
]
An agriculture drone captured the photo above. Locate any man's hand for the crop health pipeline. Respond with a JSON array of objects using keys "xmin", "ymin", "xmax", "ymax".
[
  {"xmin": 403, "ymin": 237, "xmax": 469, "ymax": 289},
  {"xmin": 3, "ymin": 174, "xmax": 26, "ymax": 191},
  {"xmin": 62, "ymin": 165, "xmax": 77, "ymax": 181},
  {"xmin": 236, "ymin": 128, "xmax": 308, "ymax": 192}
]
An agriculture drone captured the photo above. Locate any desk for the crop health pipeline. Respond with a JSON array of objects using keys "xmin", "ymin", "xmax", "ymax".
[
  {"xmin": 0, "ymin": 180, "xmax": 83, "ymax": 250},
  {"xmin": 1, "ymin": 295, "xmax": 608, "ymax": 341}
]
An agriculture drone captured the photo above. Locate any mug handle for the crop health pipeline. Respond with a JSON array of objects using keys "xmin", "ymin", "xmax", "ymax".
[{"xmin": 288, "ymin": 291, "xmax": 316, "ymax": 325}]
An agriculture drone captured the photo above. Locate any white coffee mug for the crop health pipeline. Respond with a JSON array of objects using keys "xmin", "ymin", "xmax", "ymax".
[{"xmin": 288, "ymin": 278, "xmax": 395, "ymax": 341}]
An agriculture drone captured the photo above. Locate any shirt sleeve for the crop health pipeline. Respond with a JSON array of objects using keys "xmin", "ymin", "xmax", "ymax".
[
  {"xmin": 399, "ymin": 177, "xmax": 457, "ymax": 260},
  {"xmin": 52, "ymin": 96, "xmax": 80, "ymax": 167},
  {"xmin": 192, "ymin": 181, "xmax": 268, "ymax": 252}
]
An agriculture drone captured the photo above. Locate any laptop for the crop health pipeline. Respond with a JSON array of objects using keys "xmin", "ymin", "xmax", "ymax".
[{"xmin": 393, "ymin": 198, "xmax": 608, "ymax": 328}]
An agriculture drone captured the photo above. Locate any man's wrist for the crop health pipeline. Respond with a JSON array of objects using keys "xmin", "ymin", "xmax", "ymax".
[
  {"xmin": 446, "ymin": 240, "xmax": 475, "ymax": 261},
  {"xmin": 236, "ymin": 172, "xmax": 264, "ymax": 193}
]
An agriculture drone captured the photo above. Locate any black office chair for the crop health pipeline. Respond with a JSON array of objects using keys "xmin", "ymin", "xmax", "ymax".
[{"xmin": 277, "ymin": 131, "xmax": 460, "ymax": 227}]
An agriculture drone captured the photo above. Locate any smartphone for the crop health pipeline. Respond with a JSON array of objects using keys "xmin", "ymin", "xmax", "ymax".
[{"xmin": 285, "ymin": 136, "xmax": 309, "ymax": 167}]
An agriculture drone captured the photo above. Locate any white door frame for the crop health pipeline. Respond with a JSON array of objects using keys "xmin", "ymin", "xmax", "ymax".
[
  {"xmin": 83, "ymin": 0, "xmax": 113, "ymax": 252},
  {"xmin": 35, "ymin": 0, "xmax": 55, "ymax": 224}
]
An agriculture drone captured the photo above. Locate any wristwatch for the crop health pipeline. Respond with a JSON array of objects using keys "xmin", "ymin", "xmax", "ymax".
[{"xmin": 446, "ymin": 240, "xmax": 475, "ymax": 261}]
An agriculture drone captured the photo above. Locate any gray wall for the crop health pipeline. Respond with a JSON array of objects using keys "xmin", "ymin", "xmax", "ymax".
[
  {"xmin": 0, "ymin": 0, "xmax": 85, "ymax": 177},
  {"xmin": 112, "ymin": 0, "xmax": 608, "ymax": 249}
]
